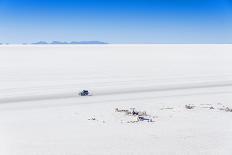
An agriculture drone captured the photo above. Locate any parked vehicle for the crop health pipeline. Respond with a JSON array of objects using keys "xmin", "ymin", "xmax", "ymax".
[{"xmin": 79, "ymin": 90, "xmax": 92, "ymax": 96}]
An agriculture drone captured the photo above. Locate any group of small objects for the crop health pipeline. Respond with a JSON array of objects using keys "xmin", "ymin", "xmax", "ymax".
[
  {"xmin": 87, "ymin": 108, "xmax": 155, "ymax": 124},
  {"xmin": 185, "ymin": 103, "xmax": 232, "ymax": 112},
  {"xmin": 87, "ymin": 103, "xmax": 232, "ymax": 124},
  {"xmin": 115, "ymin": 108, "xmax": 155, "ymax": 123}
]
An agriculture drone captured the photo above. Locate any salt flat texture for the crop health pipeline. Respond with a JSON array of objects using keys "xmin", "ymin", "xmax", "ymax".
[{"xmin": 0, "ymin": 44, "xmax": 232, "ymax": 155}]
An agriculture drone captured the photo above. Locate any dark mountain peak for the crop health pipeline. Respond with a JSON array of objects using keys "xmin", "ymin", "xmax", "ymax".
[
  {"xmin": 32, "ymin": 41, "xmax": 48, "ymax": 44},
  {"xmin": 70, "ymin": 41, "xmax": 108, "ymax": 44}
]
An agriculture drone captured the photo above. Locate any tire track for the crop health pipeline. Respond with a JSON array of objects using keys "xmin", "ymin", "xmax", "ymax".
[{"xmin": 1, "ymin": 80, "xmax": 232, "ymax": 104}]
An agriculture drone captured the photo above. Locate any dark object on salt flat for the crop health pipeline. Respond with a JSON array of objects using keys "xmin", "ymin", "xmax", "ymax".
[
  {"xmin": 137, "ymin": 116, "xmax": 153, "ymax": 122},
  {"xmin": 185, "ymin": 105, "xmax": 194, "ymax": 109},
  {"xmin": 79, "ymin": 90, "xmax": 91, "ymax": 96},
  {"xmin": 209, "ymin": 106, "xmax": 214, "ymax": 109},
  {"xmin": 225, "ymin": 107, "xmax": 232, "ymax": 112}
]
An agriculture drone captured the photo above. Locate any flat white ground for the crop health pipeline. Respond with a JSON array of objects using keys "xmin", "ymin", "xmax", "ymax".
[{"xmin": 0, "ymin": 45, "xmax": 232, "ymax": 155}]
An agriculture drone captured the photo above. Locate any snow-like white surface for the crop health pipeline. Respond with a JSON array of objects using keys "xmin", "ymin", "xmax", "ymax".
[{"xmin": 0, "ymin": 45, "xmax": 232, "ymax": 155}]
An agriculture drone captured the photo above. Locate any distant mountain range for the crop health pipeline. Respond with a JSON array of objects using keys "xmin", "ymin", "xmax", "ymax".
[{"xmin": 32, "ymin": 41, "xmax": 108, "ymax": 44}]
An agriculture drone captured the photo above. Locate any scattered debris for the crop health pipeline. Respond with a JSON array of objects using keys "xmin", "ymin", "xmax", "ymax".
[
  {"xmin": 160, "ymin": 107, "xmax": 174, "ymax": 110},
  {"xmin": 88, "ymin": 117, "xmax": 106, "ymax": 124},
  {"xmin": 200, "ymin": 104, "xmax": 211, "ymax": 106},
  {"xmin": 185, "ymin": 105, "xmax": 195, "ymax": 109},
  {"xmin": 88, "ymin": 117, "xmax": 96, "ymax": 121},
  {"xmin": 137, "ymin": 116, "xmax": 153, "ymax": 122},
  {"xmin": 115, "ymin": 108, "xmax": 129, "ymax": 113},
  {"xmin": 115, "ymin": 108, "xmax": 154, "ymax": 123},
  {"xmin": 127, "ymin": 120, "xmax": 139, "ymax": 123},
  {"xmin": 209, "ymin": 106, "xmax": 214, "ymax": 109},
  {"xmin": 225, "ymin": 107, "xmax": 232, "ymax": 112},
  {"xmin": 219, "ymin": 107, "xmax": 232, "ymax": 112},
  {"xmin": 201, "ymin": 106, "xmax": 214, "ymax": 110}
]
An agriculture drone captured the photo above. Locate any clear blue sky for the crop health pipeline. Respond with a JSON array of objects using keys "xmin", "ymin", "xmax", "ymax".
[{"xmin": 0, "ymin": 0, "xmax": 232, "ymax": 43}]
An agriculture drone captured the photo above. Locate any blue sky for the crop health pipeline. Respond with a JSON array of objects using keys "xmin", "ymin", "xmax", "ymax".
[{"xmin": 0, "ymin": 0, "xmax": 232, "ymax": 43}]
